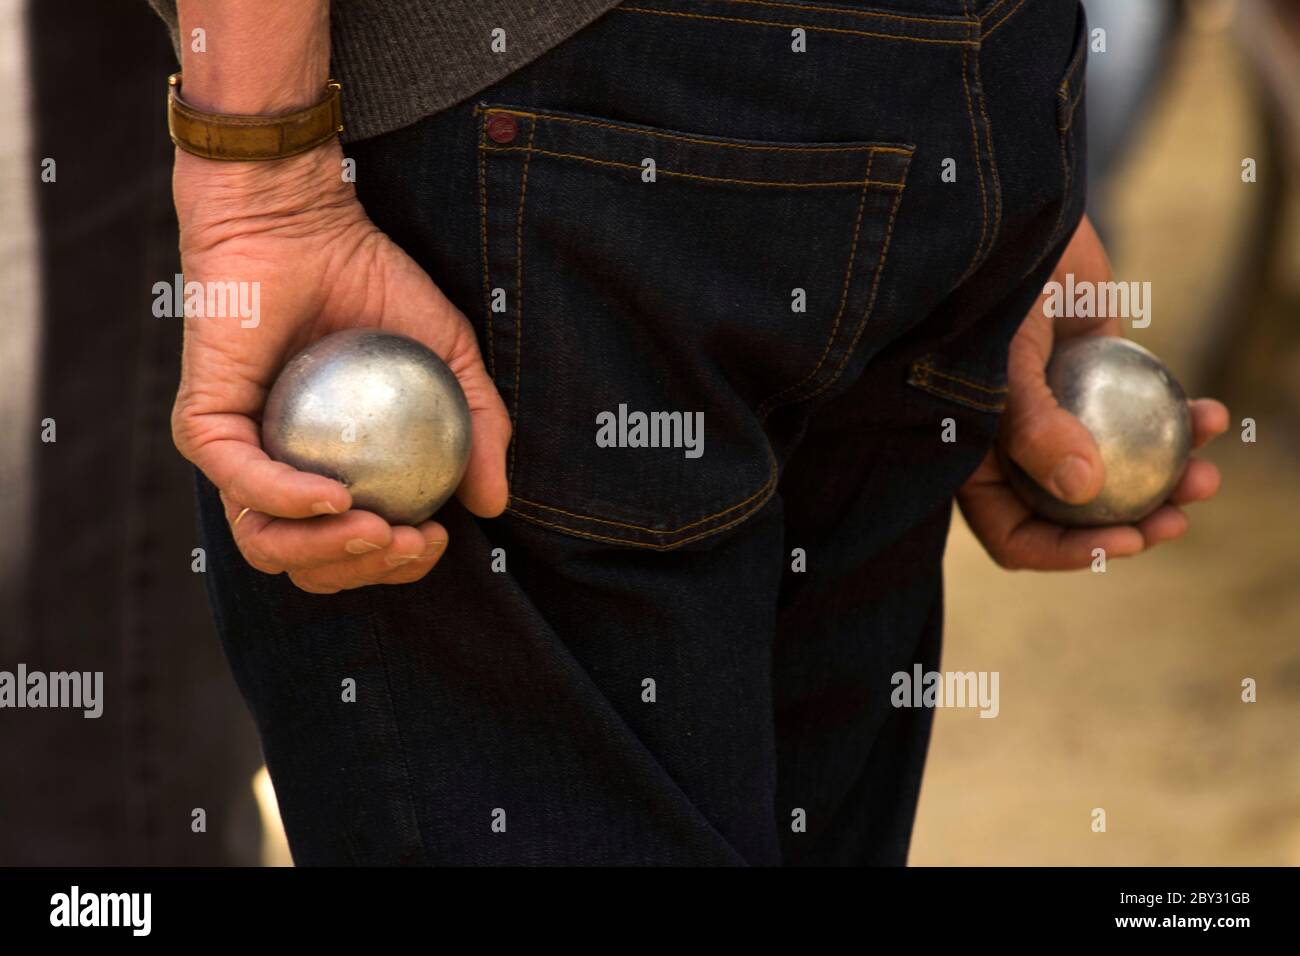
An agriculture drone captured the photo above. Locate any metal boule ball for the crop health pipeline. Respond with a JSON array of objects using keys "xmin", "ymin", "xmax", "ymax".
[
  {"xmin": 261, "ymin": 329, "xmax": 472, "ymax": 526},
  {"xmin": 1004, "ymin": 336, "xmax": 1192, "ymax": 527}
]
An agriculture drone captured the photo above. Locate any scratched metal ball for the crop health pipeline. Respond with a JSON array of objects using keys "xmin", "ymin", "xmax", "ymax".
[
  {"xmin": 261, "ymin": 329, "xmax": 471, "ymax": 526},
  {"xmin": 1006, "ymin": 337, "xmax": 1192, "ymax": 527}
]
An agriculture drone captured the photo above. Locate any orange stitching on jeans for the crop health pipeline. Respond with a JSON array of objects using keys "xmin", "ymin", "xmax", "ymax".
[
  {"xmin": 483, "ymin": 108, "xmax": 913, "ymax": 155},
  {"xmin": 477, "ymin": 130, "xmax": 493, "ymax": 378},
  {"xmin": 481, "ymin": 145, "xmax": 905, "ymax": 188},
  {"xmin": 511, "ymin": 449, "xmax": 778, "ymax": 534},
  {"xmin": 910, "ymin": 378, "xmax": 1005, "ymax": 411},
  {"xmin": 1054, "ymin": 117, "xmax": 1074, "ymax": 244},
  {"xmin": 615, "ymin": 6, "xmax": 979, "ymax": 46},
  {"xmin": 1059, "ymin": 31, "xmax": 1088, "ymax": 92},
  {"xmin": 1060, "ymin": 102, "xmax": 1083, "ymax": 133},
  {"xmin": 795, "ymin": 179, "xmax": 906, "ymax": 405},
  {"xmin": 1059, "ymin": 82, "xmax": 1086, "ymax": 132},
  {"xmin": 978, "ymin": 0, "xmax": 1009, "ymax": 23},
  {"xmin": 509, "ymin": 122, "xmax": 536, "ymax": 488},
  {"xmin": 969, "ymin": 6, "xmax": 1003, "ymax": 268},
  {"xmin": 509, "ymin": 483, "xmax": 777, "ymax": 549},
  {"xmin": 718, "ymin": 0, "xmax": 976, "ymax": 29},
  {"xmin": 913, "ymin": 361, "xmax": 1008, "ymax": 394},
  {"xmin": 982, "ymin": 0, "xmax": 1029, "ymax": 38},
  {"xmin": 957, "ymin": 45, "xmax": 988, "ymax": 284},
  {"xmin": 756, "ymin": 153, "xmax": 873, "ymax": 418}
]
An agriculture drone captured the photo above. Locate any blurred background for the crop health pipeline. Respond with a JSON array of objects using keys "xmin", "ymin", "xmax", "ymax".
[
  {"xmin": 0, "ymin": 0, "xmax": 264, "ymax": 865},
  {"xmin": 1, "ymin": 0, "xmax": 1296, "ymax": 866}
]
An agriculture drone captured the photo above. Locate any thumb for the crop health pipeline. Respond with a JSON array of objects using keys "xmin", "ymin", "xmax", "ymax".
[{"xmin": 1003, "ymin": 325, "xmax": 1106, "ymax": 505}]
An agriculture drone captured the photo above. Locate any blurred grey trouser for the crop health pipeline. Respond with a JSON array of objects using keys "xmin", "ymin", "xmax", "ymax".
[{"xmin": 0, "ymin": 0, "xmax": 261, "ymax": 865}]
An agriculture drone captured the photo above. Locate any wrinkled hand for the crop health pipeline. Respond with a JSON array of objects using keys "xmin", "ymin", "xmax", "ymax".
[
  {"xmin": 170, "ymin": 144, "xmax": 511, "ymax": 593},
  {"xmin": 958, "ymin": 217, "xmax": 1228, "ymax": 570}
]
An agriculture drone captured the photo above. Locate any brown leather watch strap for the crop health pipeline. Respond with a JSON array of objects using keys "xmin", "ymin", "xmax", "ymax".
[{"xmin": 167, "ymin": 73, "xmax": 343, "ymax": 161}]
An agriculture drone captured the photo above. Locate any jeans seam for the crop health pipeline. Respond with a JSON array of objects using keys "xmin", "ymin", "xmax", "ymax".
[
  {"xmin": 981, "ymin": 0, "xmax": 1030, "ymax": 39},
  {"xmin": 957, "ymin": 44, "xmax": 989, "ymax": 283},
  {"xmin": 615, "ymin": 5, "xmax": 980, "ymax": 46},
  {"xmin": 486, "ymin": 108, "xmax": 913, "ymax": 154},
  {"xmin": 1058, "ymin": 81, "xmax": 1086, "ymax": 132},
  {"xmin": 509, "ymin": 464, "xmax": 778, "ymax": 548},
  {"xmin": 509, "ymin": 121, "xmax": 536, "ymax": 489},
  {"xmin": 907, "ymin": 361, "xmax": 1007, "ymax": 412},
  {"xmin": 510, "ymin": 441, "xmax": 777, "ymax": 536},
  {"xmin": 970, "ymin": 4, "xmax": 1003, "ymax": 267},
  {"xmin": 481, "ymin": 145, "xmax": 904, "ymax": 189},
  {"xmin": 913, "ymin": 359, "xmax": 1008, "ymax": 394},
  {"xmin": 478, "ymin": 116, "xmax": 494, "ymax": 379},
  {"xmin": 719, "ymin": 0, "xmax": 977, "ymax": 27},
  {"xmin": 790, "ymin": 177, "xmax": 908, "ymax": 404},
  {"xmin": 756, "ymin": 152, "xmax": 874, "ymax": 418}
]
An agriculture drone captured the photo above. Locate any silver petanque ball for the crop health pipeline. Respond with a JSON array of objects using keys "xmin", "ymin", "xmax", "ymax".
[
  {"xmin": 1006, "ymin": 336, "xmax": 1192, "ymax": 527},
  {"xmin": 261, "ymin": 329, "xmax": 472, "ymax": 526}
]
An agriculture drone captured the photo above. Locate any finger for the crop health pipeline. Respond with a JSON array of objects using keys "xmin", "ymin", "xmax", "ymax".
[
  {"xmin": 290, "ymin": 523, "xmax": 447, "ymax": 592},
  {"xmin": 1189, "ymin": 398, "xmax": 1229, "ymax": 448},
  {"xmin": 236, "ymin": 510, "xmax": 397, "ymax": 573},
  {"xmin": 958, "ymin": 457, "xmax": 1143, "ymax": 570},
  {"xmin": 289, "ymin": 534, "xmax": 444, "ymax": 593},
  {"xmin": 1135, "ymin": 504, "xmax": 1189, "ymax": 549},
  {"xmin": 1169, "ymin": 458, "xmax": 1221, "ymax": 505},
  {"xmin": 377, "ymin": 531, "xmax": 449, "ymax": 585},
  {"xmin": 999, "ymin": 520, "xmax": 1145, "ymax": 571},
  {"xmin": 374, "ymin": 523, "xmax": 443, "ymax": 572},
  {"xmin": 189, "ymin": 427, "xmax": 352, "ymax": 519}
]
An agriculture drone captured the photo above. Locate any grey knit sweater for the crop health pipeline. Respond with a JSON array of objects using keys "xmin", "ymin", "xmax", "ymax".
[{"xmin": 148, "ymin": 1, "xmax": 621, "ymax": 142}]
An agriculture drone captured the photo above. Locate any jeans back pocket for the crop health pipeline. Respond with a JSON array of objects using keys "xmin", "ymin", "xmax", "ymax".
[{"xmin": 478, "ymin": 104, "xmax": 912, "ymax": 548}]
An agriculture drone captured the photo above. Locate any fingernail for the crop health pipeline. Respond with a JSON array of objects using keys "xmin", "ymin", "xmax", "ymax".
[
  {"xmin": 1052, "ymin": 455, "xmax": 1094, "ymax": 503},
  {"xmin": 312, "ymin": 500, "xmax": 339, "ymax": 515},
  {"xmin": 345, "ymin": 538, "xmax": 383, "ymax": 554},
  {"xmin": 423, "ymin": 538, "xmax": 447, "ymax": 556},
  {"xmin": 384, "ymin": 553, "xmax": 421, "ymax": 568}
]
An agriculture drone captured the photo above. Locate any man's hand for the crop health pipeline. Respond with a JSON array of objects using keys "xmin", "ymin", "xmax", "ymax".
[
  {"xmin": 958, "ymin": 216, "xmax": 1228, "ymax": 570},
  {"xmin": 171, "ymin": 143, "xmax": 511, "ymax": 593}
]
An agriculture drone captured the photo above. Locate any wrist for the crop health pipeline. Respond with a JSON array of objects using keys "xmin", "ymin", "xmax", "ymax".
[{"xmin": 174, "ymin": 139, "xmax": 360, "ymax": 239}]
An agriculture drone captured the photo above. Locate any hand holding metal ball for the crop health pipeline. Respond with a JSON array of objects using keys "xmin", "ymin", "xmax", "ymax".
[
  {"xmin": 261, "ymin": 329, "xmax": 472, "ymax": 526},
  {"xmin": 1005, "ymin": 337, "xmax": 1192, "ymax": 527}
]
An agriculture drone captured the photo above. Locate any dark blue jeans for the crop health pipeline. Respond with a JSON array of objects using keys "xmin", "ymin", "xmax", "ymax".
[{"xmin": 197, "ymin": 0, "xmax": 1087, "ymax": 865}]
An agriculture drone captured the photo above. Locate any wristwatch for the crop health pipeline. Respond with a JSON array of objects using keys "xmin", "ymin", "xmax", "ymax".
[{"xmin": 167, "ymin": 73, "xmax": 343, "ymax": 161}]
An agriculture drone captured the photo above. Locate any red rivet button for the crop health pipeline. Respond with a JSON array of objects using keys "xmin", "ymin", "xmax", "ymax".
[{"xmin": 486, "ymin": 113, "xmax": 518, "ymax": 144}]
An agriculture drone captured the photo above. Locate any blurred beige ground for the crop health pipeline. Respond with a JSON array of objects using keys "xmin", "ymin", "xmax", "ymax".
[{"xmin": 912, "ymin": 7, "xmax": 1300, "ymax": 865}]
